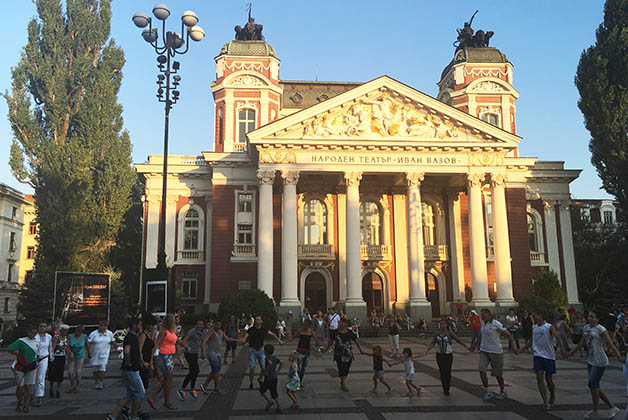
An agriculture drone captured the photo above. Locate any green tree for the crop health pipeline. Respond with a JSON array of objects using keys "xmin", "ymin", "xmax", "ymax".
[
  {"xmin": 575, "ymin": 0, "xmax": 628, "ymax": 219},
  {"xmin": 4, "ymin": 0, "xmax": 133, "ymax": 320},
  {"xmin": 218, "ymin": 289, "xmax": 278, "ymax": 330},
  {"xmin": 518, "ymin": 270, "xmax": 567, "ymax": 320}
]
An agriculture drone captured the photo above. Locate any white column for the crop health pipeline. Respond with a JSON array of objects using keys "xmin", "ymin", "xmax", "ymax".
[
  {"xmin": 337, "ymin": 192, "xmax": 347, "ymax": 303},
  {"xmin": 558, "ymin": 201, "xmax": 580, "ymax": 304},
  {"xmin": 406, "ymin": 172, "xmax": 432, "ymax": 319},
  {"xmin": 280, "ymin": 170, "xmax": 300, "ymax": 308},
  {"xmin": 543, "ymin": 201, "xmax": 562, "ymax": 284},
  {"xmin": 145, "ymin": 195, "xmax": 160, "ymax": 269},
  {"xmin": 165, "ymin": 197, "xmax": 177, "ymax": 266},
  {"xmin": 344, "ymin": 171, "xmax": 366, "ymax": 319},
  {"xmin": 256, "ymin": 170, "xmax": 275, "ymax": 299},
  {"xmin": 204, "ymin": 194, "xmax": 212, "ymax": 306},
  {"xmin": 467, "ymin": 173, "xmax": 492, "ymax": 306},
  {"xmin": 447, "ymin": 191, "xmax": 465, "ymax": 303},
  {"xmin": 491, "ymin": 174, "xmax": 515, "ymax": 306},
  {"xmin": 393, "ymin": 193, "xmax": 409, "ymax": 309}
]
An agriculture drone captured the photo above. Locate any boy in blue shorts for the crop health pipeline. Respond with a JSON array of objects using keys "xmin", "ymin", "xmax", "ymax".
[{"xmin": 259, "ymin": 344, "xmax": 283, "ymax": 413}]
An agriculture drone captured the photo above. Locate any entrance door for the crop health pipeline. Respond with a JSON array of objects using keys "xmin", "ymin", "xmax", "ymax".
[
  {"xmin": 304, "ymin": 272, "xmax": 326, "ymax": 314},
  {"xmin": 426, "ymin": 273, "xmax": 440, "ymax": 317},
  {"xmin": 362, "ymin": 272, "xmax": 384, "ymax": 314}
]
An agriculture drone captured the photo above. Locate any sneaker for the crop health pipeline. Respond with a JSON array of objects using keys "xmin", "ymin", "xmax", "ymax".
[
  {"xmin": 265, "ymin": 400, "xmax": 274, "ymax": 410},
  {"xmin": 98, "ymin": 382, "xmax": 104, "ymax": 390},
  {"xmin": 444, "ymin": 390, "xmax": 450, "ymax": 396},
  {"xmin": 495, "ymin": 391, "xmax": 508, "ymax": 400},
  {"xmin": 189, "ymin": 390, "xmax": 198, "ymax": 400},
  {"xmin": 406, "ymin": 391, "xmax": 414, "ymax": 397},
  {"xmin": 482, "ymin": 389, "xmax": 494, "ymax": 401},
  {"xmin": 146, "ymin": 397, "xmax": 156, "ymax": 410},
  {"xmin": 176, "ymin": 390, "xmax": 186, "ymax": 401},
  {"xmin": 200, "ymin": 384, "xmax": 209, "ymax": 395},
  {"xmin": 106, "ymin": 416, "xmax": 116, "ymax": 420},
  {"xmin": 121, "ymin": 407, "xmax": 131, "ymax": 420},
  {"xmin": 137, "ymin": 411, "xmax": 151, "ymax": 420},
  {"xmin": 93, "ymin": 382, "xmax": 100, "ymax": 389},
  {"xmin": 608, "ymin": 407, "xmax": 620, "ymax": 419},
  {"xmin": 583, "ymin": 410, "xmax": 600, "ymax": 419}
]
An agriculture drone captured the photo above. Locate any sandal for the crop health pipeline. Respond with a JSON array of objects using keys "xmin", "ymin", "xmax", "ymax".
[
  {"xmin": 164, "ymin": 403, "xmax": 177, "ymax": 410},
  {"xmin": 22, "ymin": 405, "xmax": 29, "ymax": 413},
  {"xmin": 146, "ymin": 397, "xmax": 156, "ymax": 410}
]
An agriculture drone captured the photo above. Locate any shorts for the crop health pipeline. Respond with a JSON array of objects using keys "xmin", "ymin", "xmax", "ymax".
[
  {"xmin": 587, "ymin": 364, "xmax": 606, "ymax": 389},
  {"xmin": 208, "ymin": 352, "xmax": 222, "ymax": 373},
  {"xmin": 335, "ymin": 359, "xmax": 351, "ymax": 377},
  {"xmin": 156, "ymin": 353, "xmax": 174, "ymax": 376},
  {"xmin": 260, "ymin": 377, "xmax": 278, "ymax": 399},
  {"xmin": 328, "ymin": 329, "xmax": 338, "ymax": 342},
  {"xmin": 248, "ymin": 348, "xmax": 265, "ymax": 370},
  {"xmin": 226, "ymin": 341, "xmax": 237, "ymax": 351},
  {"xmin": 533, "ymin": 356, "xmax": 556, "ymax": 374},
  {"xmin": 92, "ymin": 361, "xmax": 108, "ymax": 372},
  {"xmin": 405, "ymin": 372, "xmax": 415, "ymax": 381},
  {"xmin": 121, "ymin": 369, "xmax": 145, "ymax": 400},
  {"xmin": 373, "ymin": 370, "xmax": 384, "ymax": 379},
  {"xmin": 14, "ymin": 369, "xmax": 36, "ymax": 387},
  {"xmin": 478, "ymin": 351, "xmax": 504, "ymax": 377}
]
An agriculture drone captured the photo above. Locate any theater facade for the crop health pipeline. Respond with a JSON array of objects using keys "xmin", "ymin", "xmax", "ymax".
[{"xmin": 136, "ymin": 23, "xmax": 581, "ymax": 321}]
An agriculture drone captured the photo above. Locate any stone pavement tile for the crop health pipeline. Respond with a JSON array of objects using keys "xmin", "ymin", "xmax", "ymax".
[
  {"xmin": 230, "ymin": 415, "xmax": 369, "ymax": 420},
  {"xmin": 369, "ymin": 386, "xmax": 484, "ymax": 407},
  {"xmin": 384, "ymin": 412, "xmax": 529, "ymax": 420}
]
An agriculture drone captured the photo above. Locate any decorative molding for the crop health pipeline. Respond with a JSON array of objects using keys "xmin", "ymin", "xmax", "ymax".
[
  {"xmin": 343, "ymin": 171, "xmax": 363, "ymax": 187},
  {"xmin": 467, "ymin": 173, "xmax": 486, "ymax": 188},
  {"xmin": 405, "ymin": 172, "xmax": 425, "ymax": 187},
  {"xmin": 224, "ymin": 61, "xmax": 272, "ymax": 72},
  {"xmin": 281, "ymin": 170, "xmax": 300, "ymax": 185},
  {"xmin": 468, "ymin": 152, "xmax": 504, "ymax": 167},
  {"xmin": 258, "ymin": 148, "xmax": 297, "ymax": 164},
  {"xmin": 464, "ymin": 68, "xmax": 508, "ymax": 78},
  {"xmin": 230, "ymin": 75, "xmax": 265, "ymax": 87},
  {"xmin": 490, "ymin": 173, "xmax": 507, "ymax": 188},
  {"xmin": 470, "ymin": 81, "xmax": 507, "ymax": 93},
  {"xmin": 256, "ymin": 169, "xmax": 276, "ymax": 185}
]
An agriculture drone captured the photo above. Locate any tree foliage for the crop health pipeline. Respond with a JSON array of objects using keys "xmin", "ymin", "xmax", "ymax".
[
  {"xmin": 575, "ymin": 0, "xmax": 628, "ymax": 219},
  {"xmin": 218, "ymin": 289, "xmax": 278, "ymax": 331},
  {"xmin": 4, "ymin": 0, "xmax": 134, "ymax": 320},
  {"xmin": 518, "ymin": 270, "xmax": 567, "ymax": 320},
  {"xmin": 571, "ymin": 208, "xmax": 628, "ymax": 307}
]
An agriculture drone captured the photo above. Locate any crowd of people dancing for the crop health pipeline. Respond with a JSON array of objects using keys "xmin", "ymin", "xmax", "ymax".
[{"xmin": 6, "ymin": 306, "xmax": 628, "ymax": 420}]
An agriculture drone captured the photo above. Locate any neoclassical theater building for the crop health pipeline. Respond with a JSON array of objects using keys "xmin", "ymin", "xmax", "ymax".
[{"xmin": 137, "ymin": 20, "xmax": 581, "ymax": 321}]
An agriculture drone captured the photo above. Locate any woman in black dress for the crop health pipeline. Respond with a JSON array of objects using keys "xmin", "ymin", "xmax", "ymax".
[
  {"xmin": 139, "ymin": 316, "xmax": 157, "ymax": 390},
  {"xmin": 322, "ymin": 318, "xmax": 365, "ymax": 391},
  {"xmin": 283, "ymin": 319, "xmax": 321, "ymax": 385},
  {"xmin": 520, "ymin": 310, "xmax": 533, "ymax": 352},
  {"xmin": 49, "ymin": 324, "xmax": 71, "ymax": 398}
]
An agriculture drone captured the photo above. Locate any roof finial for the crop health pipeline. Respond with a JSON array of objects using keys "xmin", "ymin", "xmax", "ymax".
[
  {"xmin": 234, "ymin": 2, "xmax": 264, "ymax": 41},
  {"xmin": 246, "ymin": 2, "xmax": 252, "ymax": 20},
  {"xmin": 453, "ymin": 10, "xmax": 494, "ymax": 50}
]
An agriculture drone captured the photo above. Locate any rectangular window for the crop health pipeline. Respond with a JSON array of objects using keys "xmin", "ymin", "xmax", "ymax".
[
  {"xmin": 181, "ymin": 272, "xmax": 197, "ymax": 299},
  {"xmin": 29, "ymin": 222, "xmax": 37, "ymax": 235},
  {"xmin": 484, "ymin": 193, "xmax": 494, "ymax": 256},
  {"xmin": 7, "ymin": 264, "xmax": 13, "ymax": 283},
  {"xmin": 218, "ymin": 108, "xmax": 224, "ymax": 144},
  {"xmin": 237, "ymin": 109, "xmax": 256, "ymax": 143},
  {"xmin": 25, "ymin": 271, "xmax": 33, "ymax": 283},
  {"xmin": 9, "ymin": 232, "xmax": 16, "ymax": 252},
  {"xmin": 12, "ymin": 207, "xmax": 17, "ymax": 219},
  {"xmin": 27, "ymin": 246, "xmax": 35, "ymax": 259},
  {"xmin": 4, "ymin": 298, "xmax": 9, "ymax": 314},
  {"xmin": 238, "ymin": 193, "xmax": 253, "ymax": 213},
  {"xmin": 237, "ymin": 224, "xmax": 253, "ymax": 244},
  {"xmin": 603, "ymin": 210, "xmax": 613, "ymax": 224}
]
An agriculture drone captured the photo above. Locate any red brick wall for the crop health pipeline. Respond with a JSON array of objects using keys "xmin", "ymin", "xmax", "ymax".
[
  {"xmin": 506, "ymin": 188, "xmax": 532, "ymax": 299},
  {"xmin": 174, "ymin": 264, "xmax": 205, "ymax": 305},
  {"xmin": 460, "ymin": 192, "xmax": 472, "ymax": 301},
  {"xmin": 272, "ymin": 191, "xmax": 282, "ymax": 302}
]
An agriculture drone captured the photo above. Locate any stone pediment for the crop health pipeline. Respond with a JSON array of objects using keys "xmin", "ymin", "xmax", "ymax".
[{"xmin": 248, "ymin": 76, "xmax": 521, "ymax": 146}]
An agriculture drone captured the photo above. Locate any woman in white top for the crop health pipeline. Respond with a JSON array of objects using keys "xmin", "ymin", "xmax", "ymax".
[
  {"xmin": 34, "ymin": 321, "xmax": 52, "ymax": 406},
  {"xmin": 568, "ymin": 310, "xmax": 622, "ymax": 419},
  {"xmin": 87, "ymin": 320, "xmax": 115, "ymax": 390},
  {"xmin": 505, "ymin": 309, "xmax": 520, "ymax": 352}
]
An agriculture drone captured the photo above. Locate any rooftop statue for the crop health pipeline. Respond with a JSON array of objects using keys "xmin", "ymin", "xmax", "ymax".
[
  {"xmin": 234, "ymin": 4, "xmax": 264, "ymax": 41},
  {"xmin": 454, "ymin": 11, "xmax": 494, "ymax": 50}
]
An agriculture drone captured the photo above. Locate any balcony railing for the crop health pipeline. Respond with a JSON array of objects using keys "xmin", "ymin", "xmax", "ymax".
[
  {"xmin": 233, "ymin": 143, "xmax": 247, "ymax": 152},
  {"xmin": 530, "ymin": 251, "xmax": 547, "ymax": 265},
  {"xmin": 232, "ymin": 243, "xmax": 256, "ymax": 257},
  {"xmin": 360, "ymin": 244, "xmax": 392, "ymax": 261},
  {"xmin": 424, "ymin": 245, "xmax": 448, "ymax": 261},
  {"xmin": 177, "ymin": 250, "xmax": 202, "ymax": 261},
  {"xmin": 298, "ymin": 244, "xmax": 334, "ymax": 260}
]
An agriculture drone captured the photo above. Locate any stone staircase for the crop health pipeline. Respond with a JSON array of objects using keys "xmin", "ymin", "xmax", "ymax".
[{"xmin": 356, "ymin": 322, "xmax": 474, "ymax": 338}]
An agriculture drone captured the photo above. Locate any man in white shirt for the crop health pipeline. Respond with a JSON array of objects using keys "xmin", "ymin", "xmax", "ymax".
[
  {"xmin": 88, "ymin": 320, "xmax": 115, "ymax": 390},
  {"xmin": 34, "ymin": 322, "xmax": 52, "ymax": 406},
  {"xmin": 469, "ymin": 308, "xmax": 517, "ymax": 400}
]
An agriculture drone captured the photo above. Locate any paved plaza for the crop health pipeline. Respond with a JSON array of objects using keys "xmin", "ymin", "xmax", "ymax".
[{"xmin": 0, "ymin": 335, "xmax": 625, "ymax": 420}]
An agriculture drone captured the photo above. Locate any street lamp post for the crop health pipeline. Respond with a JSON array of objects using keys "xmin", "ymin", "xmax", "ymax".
[{"xmin": 132, "ymin": 4, "xmax": 204, "ymax": 311}]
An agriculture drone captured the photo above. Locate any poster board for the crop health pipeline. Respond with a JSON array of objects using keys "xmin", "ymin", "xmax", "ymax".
[
  {"xmin": 53, "ymin": 271, "xmax": 110, "ymax": 327},
  {"xmin": 145, "ymin": 280, "xmax": 167, "ymax": 316}
]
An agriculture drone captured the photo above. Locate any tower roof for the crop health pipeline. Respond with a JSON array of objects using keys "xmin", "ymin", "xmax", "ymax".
[
  {"xmin": 440, "ymin": 47, "xmax": 509, "ymax": 80},
  {"xmin": 217, "ymin": 40, "xmax": 276, "ymax": 58}
]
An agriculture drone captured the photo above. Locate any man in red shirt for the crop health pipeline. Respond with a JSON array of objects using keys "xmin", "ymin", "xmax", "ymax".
[{"xmin": 469, "ymin": 310, "xmax": 481, "ymax": 350}]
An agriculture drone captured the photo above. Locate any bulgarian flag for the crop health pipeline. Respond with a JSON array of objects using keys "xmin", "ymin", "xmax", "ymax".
[{"xmin": 8, "ymin": 338, "xmax": 38, "ymax": 372}]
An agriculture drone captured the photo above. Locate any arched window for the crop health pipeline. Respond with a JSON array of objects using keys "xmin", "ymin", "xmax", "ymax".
[
  {"xmin": 422, "ymin": 202, "xmax": 435, "ymax": 246},
  {"xmin": 527, "ymin": 212, "xmax": 540, "ymax": 252},
  {"xmin": 237, "ymin": 108, "xmax": 256, "ymax": 143},
  {"xmin": 480, "ymin": 112, "xmax": 499, "ymax": 127},
  {"xmin": 183, "ymin": 209, "xmax": 200, "ymax": 250},
  {"xmin": 360, "ymin": 202, "xmax": 380, "ymax": 245},
  {"xmin": 304, "ymin": 199, "xmax": 327, "ymax": 244}
]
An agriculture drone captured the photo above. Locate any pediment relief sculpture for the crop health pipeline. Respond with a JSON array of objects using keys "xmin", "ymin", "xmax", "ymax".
[
  {"xmin": 469, "ymin": 81, "xmax": 507, "ymax": 92},
  {"xmin": 230, "ymin": 75, "xmax": 266, "ymax": 87},
  {"xmin": 298, "ymin": 90, "xmax": 481, "ymax": 141}
]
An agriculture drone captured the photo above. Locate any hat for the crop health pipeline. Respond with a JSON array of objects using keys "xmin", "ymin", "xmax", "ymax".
[
  {"xmin": 59, "ymin": 324, "xmax": 70, "ymax": 330},
  {"xmin": 470, "ymin": 310, "xmax": 478, "ymax": 316}
]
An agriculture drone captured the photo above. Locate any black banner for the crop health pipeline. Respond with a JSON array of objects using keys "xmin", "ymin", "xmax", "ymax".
[
  {"xmin": 145, "ymin": 281, "xmax": 167, "ymax": 316},
  {"xmin": 54, "ymin": 272, "xmax": 110, "ymax": 326}
]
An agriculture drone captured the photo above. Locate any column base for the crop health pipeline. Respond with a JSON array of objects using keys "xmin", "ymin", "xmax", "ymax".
[
  {"xmin": 344, "ymin": 299, "xmax": 367, "ymax": 322},
  {"xmin": 409, "ymin": 300, "xmax": 432, "ymax": 323},
  {"xmin": 278, "ymin": 299, "xmax": 302, "ymax": 330},
  {"xmin": 495, "ymin": 299, "xmax": 518, "ymax": 307},
  {"xmin": 394, "ymin": 300, "xmax": 409, "ymax": 315},
  {"xmin": 469, "ymin": 298, "xmax": 495, "ymax": 309}
]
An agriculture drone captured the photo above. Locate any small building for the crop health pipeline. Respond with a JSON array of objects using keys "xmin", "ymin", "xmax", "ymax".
[
  {"xmin": 571, "ymin": 199, "xmax": 619, "ymax": 226},
  {"xmin": 18, "ymin": 195, "xmax": 36, "ymax": 285}
]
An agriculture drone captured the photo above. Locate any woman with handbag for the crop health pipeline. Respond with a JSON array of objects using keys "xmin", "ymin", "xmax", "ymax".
[{"xmin": 8, "ymin": 324, "xmax": 39, "ymax": 412}]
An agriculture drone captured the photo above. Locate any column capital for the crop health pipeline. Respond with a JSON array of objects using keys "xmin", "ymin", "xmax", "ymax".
[
  {"xmin": 343, "ymin": 171, "xmax": 362, "ymax": 187},
  {"xmin": 257, "ymin": 169, "xmax": 276, "ymax": 185},
  {"xmin": 490, "ymin": 173, "xmax": 507, "ymax": 188},
  {"xmin": 405, "ymin": 172, "xmax": 425, "ymax": 187},
  {"xmin": 467, "ymin": 172, "xmax": 486, "ymax": 188},
  {"xmin": 543, "ymin": 200, "xmax": 555, "ymax": 212},
  {"xmin": 281, "ymin": 170, "xmax": 300, "ymax": 185}
]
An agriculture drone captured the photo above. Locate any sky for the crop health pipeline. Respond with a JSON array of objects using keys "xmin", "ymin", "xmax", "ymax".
[{"xmin": 0, "ymin": 1, "xmax": 610, "ymax": 199}]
